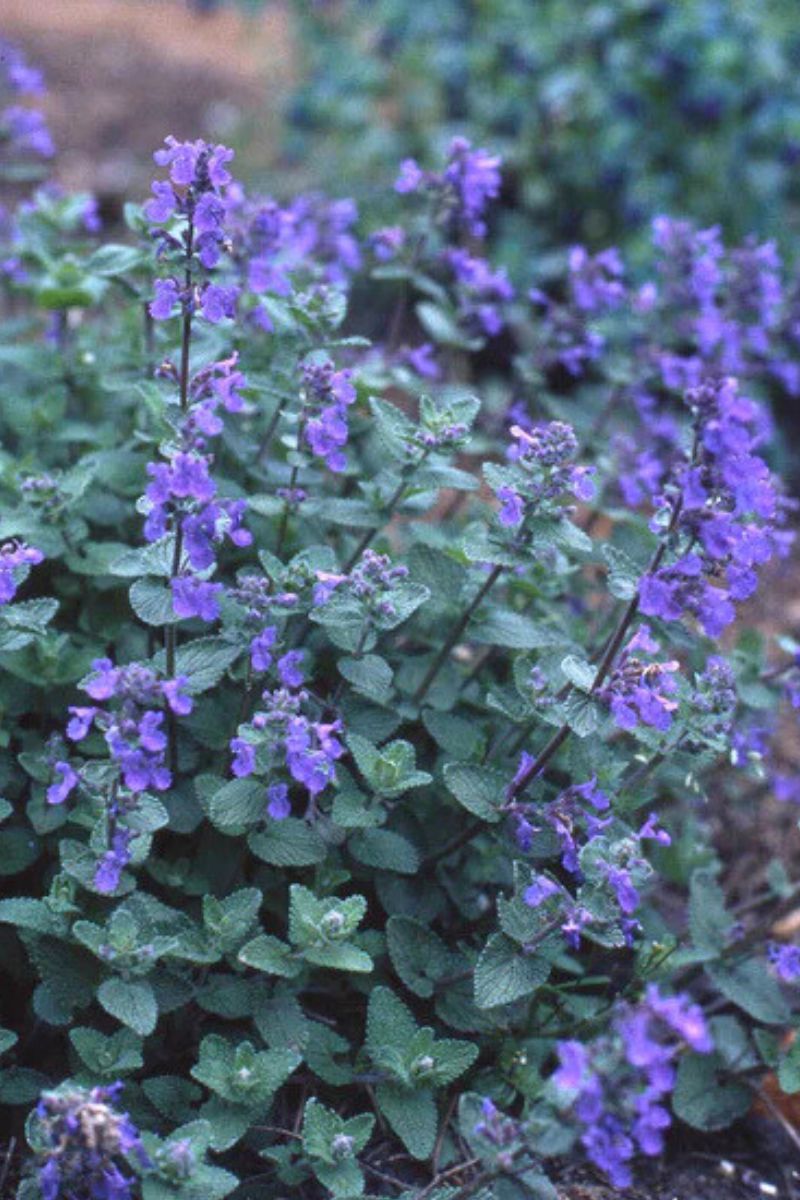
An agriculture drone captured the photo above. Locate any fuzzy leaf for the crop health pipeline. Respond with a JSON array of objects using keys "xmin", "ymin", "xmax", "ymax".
[
  {"xmin": 375, "ymin": 1084, "xmax": 437, "ymax": 1160},
  {"xmin": 443, "ymin": 763, "xmax": 505, "ymax": 823},
  {"xmin": 248, "ymin": 819, "xmax": 327, "ymax": 866},
  {"xmin": 672, "ymin": 1051, "xmax": 750, "ymax": 1130},
  {"xmin": 473, "ymin": 933, "xmax": 551, "ymax": 1009},
  {"xmin": 97, "ymin": 977, "xmax": 158, "ymax": 1036}
]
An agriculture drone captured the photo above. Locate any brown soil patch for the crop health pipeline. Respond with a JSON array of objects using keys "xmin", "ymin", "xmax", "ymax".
[{"xmin": 2, "ymin": 0, "xmax": 295, "ymax": 197}]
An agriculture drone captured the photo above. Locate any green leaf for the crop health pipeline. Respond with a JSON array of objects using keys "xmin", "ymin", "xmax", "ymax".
[
  {"xmin": 202, "ymin": 888, "xmax": 261, "ymax": 949},
  {"xmin": 349, "ymin": 829, "xmax": 419, "ymax": 874},
  {"xmin": 97, "ymin": 977, "xmax": 158, "ymax": 1036},
  {"xmin": 472, "ymin": 609, "xmax": 561, "ymax": 651},
  {"xmin": 304, "ymin": 497, "xmax": 381, "ymax": 528},
  {"xmin": 303, "ymin": 1098, "xmax": 374, "ymax": 1164},
  {"xmin": 171, "ymin": 638, "xmax": 240, "ymax": 693},
  {"xmin": 338, "ymin": 654, "xmax": 394, "ymax": 704},
  {"xmin": 473, "ymin": 933, "xmax": 551, "ymax": 1009},
  {"xmin": 369, "ymin": 397, "xmax": 416, "ymax": 458},
  {"xmin": 601, "ymin": 544, "xmax": 641, "ymax": 600},
  {"xmin": 0, "ymin": 897, "xmax": 66, "ymax": 936},
  {"xmin": 206, "ymin": 779, "xmax": 266, "ymax": 832},
  {"xmin": 238, "ymin": 934, "xmax": 302, "ymax": 978},
  {"xmin": 672, "ymin": 1051, "xmax": 750, "ymax": 1131},
  {"xmin": 387, "ymin": 918, "xmax": 457, "ymax": 998},
  {"xmin": 0, "ymin": 1028, "xmax": 18, "ymax": 1057},
  {"xmin": 443, "ymin": 763, "xmax": 505, "ymax": 823},
  {"xmin": 416, "ymin": 301, "xmax": 479, "ymax": 350},
  {"xmin": 707, "ymin": 959, "xmax": 791, "ymax": 1025},
  {"xmin": 70, "ymin": 1026, "xmax": 143, "ymax": 1077},
  {"xmin": 129, "ymin": 578, "xmax": 178, "ymax": 626},
  {"xmin": 366, "ymin": 987, "xmax": 419, "ymax": 1059},
  {"xmin": 778, "ymin": 1036, "xmax": 800, "ymax": 1094},
  {"xmin": 87, "ymin": 243, "xmax": 145, "ymax": 276},
  {"xmin": 560, "ymin": 654, "xmax": 596, "ymax": 693},
  {"xmin": 375, "ymin": 1084, "xmax": 437, "ymax": 1160},
  {"xmin": 110, "ymin": 537, "xmax": 176, "ymax": 578},
  {"xmin": 191, "ymin": 1034, "xmax": 300, "ymax": 1106},
  {"xmin": 248, "ymin": 819, "xmax": 327, "ymax": 866},
  {"xmin": 689, "ymin": 869, "xmax": 732, "ymax": 959}
]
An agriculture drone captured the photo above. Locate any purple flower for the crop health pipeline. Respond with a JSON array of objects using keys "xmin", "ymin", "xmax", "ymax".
[
  {"xmin": 395, "ymin": 158, "xmax": 424, "ymax": 194},
  {"xmin": 67, "ymin": 706, "xmax": 97, "ymax": 741},
  {"xmin": 0, "ymin": 539, "xmax": 44, "ymax": 604},
  {"xmin": 277, "ymin": 650, "xmax": 304, "ymax": 689},
  {"xmin": 31, "ymin": 1083, "xmax": 150, "ymax": 1199},
  {"xmin": 200, "ymin": 283, "xmax": 238, "ymax": 323},
  {"xmin": 47, "ymin": 761, "xmax": 78, "ymax": 806},
  {"xmin": 638, "ymin": 813, "xmax": 671, "ymax": 845},
  {"xmin": 171, "ymin": 576, "xmax": 223, "ymax": 622},
  {"xmin": 250, "ymin": 626, "xmax": 277, "ymax": 672},
  {"xmin": 2, "ymin": 105, "xmax": 54, "ymax": 157},
  {"xmin": 568, "ymin": 246, "xmax": 625, "ymax": 312},
  {"xmin": 524, "ymin": 875, "xmax": 560, "ymax": 908},
  {"xmin": 496, "ymin": 485, "xmax": 524, "ymax": 527},
  {"xmin": 553, "ymin": 1041, "xmax": 589, "ymax": 1092},
  {"xmin": 231, "ymin": 737, "xmax": 256, "ymax": 778},
  {"xmin": 163, "ymin": 676, "xmax": 193, "ymax": 715},
  {"xmin": 144, "ymin": 180, "xmax": 176, "ymax": 224},
  {"xmin": 94, "ymin": 827, "xmax": 134, "ymax": 894},
  {"xmin": 442, "ymin": 137, "xmax": 502, "ymax": 238},
  {"xmin": 401, "ymin": 342, "xmax": 440, "ymax": 379},
  {"xmin": 150, "ymin": 278, "xmax": 180, "ymax": 320},
  {"xmin": 369, "ymin": 225, "xmax": 406, "ymax": 261},
  {"xmin": 768, "ymin": 942, "xmax": 800, "ymax": 983},
  {"xmin": 285, "ymin": 716, "xmax": 344, "ymax": 796},
  {"xmin": 153, "ymin": 136, "xmax": 234, "ymax": 189},
  {"xmin": 266, "ymin": 782, "xmax": 290, "ymax": 820}
]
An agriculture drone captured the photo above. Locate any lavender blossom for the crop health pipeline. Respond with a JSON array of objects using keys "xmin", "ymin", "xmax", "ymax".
[
  {"xmin": 31, "ymin": 1082, "xmax": 151, "ymax": 1200},
  {"xmin": 0, "ymin": 539, "xmax": 43, "ymax": 604}
]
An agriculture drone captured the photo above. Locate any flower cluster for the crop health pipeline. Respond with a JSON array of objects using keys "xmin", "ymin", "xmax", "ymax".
[
  {"xmin": 48, "ymin": 659, "xmax": 192, "ymax": 804},
  {"xmin": 640, "ymin": 377, "xmax": 790, "ymax": 638},
  {"xmin": 0, "ymin": 538, "xmax": 43, "ymax": 604},
  {"xmin": 520, "ymin": 810, "xmax": 669, "ymax": 949},
  {"xmin": 396, "ymin": 136, "xmax": 501, "ymax": 238},
  {"xmin": 512, "ymin": 774, "xmax": 610, "ymax": 869},
  {"xmin": 146, "ymin": 136, "xmax": 238, "ymax": 323},
  {"xmin": 494, "ymin": 421, "xmax": 595, "ymax": 528},
  {"xmin": 228, "ymin": 189, "xmax": 361, "ymax": 329},
  {"xmin": 768, "ymin": 941, "xmax": 800, "ymax": 983},
  {"xmin": 0, "ymin": 40, "xmax": 54, "ymax": 159},
  {"xmin": 312, "ymin": 549, "xmax": 409, "ymax": 616},
  {"xmin": 598, "ymin": 625, "xmax": 680, "ymax": 733},
  {"xmin": 231, "ymin": 673, "xmax": 344, "ymax": 801},
  {"xmin": 552, "ymin": 987, "xmax": 712, "ymax": 1186},
  {"xmin": 443, "ymin": 248, "xmax": 514, "ymax": 338},
  {"xmin": 301, "ymin": 357, "xmax": 358, "ymax": 472},
  {"xmin": 31, "ymin": 1082, "xmax": 151, "ymax": 1200}
]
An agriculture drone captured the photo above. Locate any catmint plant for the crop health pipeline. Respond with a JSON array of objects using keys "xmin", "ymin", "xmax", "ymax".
[{"xmin": 0, "ymin": 54, "xmax": 799, "ymax": 1200}]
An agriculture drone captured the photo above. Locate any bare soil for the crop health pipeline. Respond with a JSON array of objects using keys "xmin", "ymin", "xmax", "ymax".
[{"xmin": 2, "ymin": 0, "xmax": 295, "ymax": 201}]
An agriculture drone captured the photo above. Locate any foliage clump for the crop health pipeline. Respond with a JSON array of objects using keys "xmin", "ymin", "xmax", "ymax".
[{"xmin": 1, "ymin": 37, "xmax": 800, "ymax": 1200}]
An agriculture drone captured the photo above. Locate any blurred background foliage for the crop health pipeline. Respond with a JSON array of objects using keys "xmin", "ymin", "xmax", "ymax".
[{"xmin": 229, "ymin": 0, "xmax": 800, "ymax": 264}]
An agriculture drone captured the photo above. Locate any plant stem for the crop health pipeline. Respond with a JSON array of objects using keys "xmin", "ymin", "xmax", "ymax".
[
  {"xmin": 275, "ymin": 414, "xmax": 307, "ymax": 558},
  {"xmin": 165, "ymin": 215, "xmax": 194, "ymax": 771},
  {"xmin": 413, "ymin": 564, "xmax": 504, "ymax": 706},
  {"xmin": 142, "ymin": 301, "xmax": 155, "ymax": 376},
  {"xmin": 506, "ymin": 498, "xmax": 682, "ymax": 802},
  {"xmin": 343, "ymin": 463, "xmax": 423, "ymax": 574}
]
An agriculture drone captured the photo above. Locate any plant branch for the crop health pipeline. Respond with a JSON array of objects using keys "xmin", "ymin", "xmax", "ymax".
[{"xmin": 413, "ymin": 564, "xmax": 504, "ymax": 706}]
